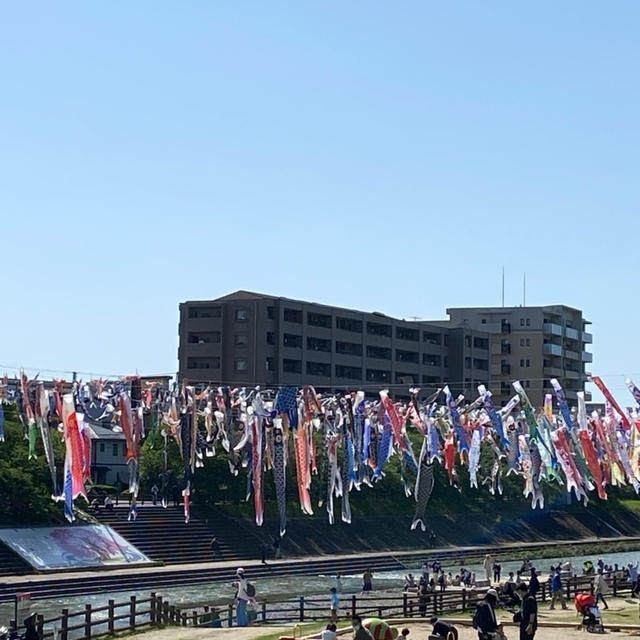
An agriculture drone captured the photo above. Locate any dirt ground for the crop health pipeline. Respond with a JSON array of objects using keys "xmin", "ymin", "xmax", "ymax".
[{"xmin": 131, "ymin": 594, "xmax": 640, "ymax": 640}]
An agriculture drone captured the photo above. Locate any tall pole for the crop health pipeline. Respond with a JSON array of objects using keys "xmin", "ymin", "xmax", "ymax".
[
  {"xmin": 501, "ymin": 266, "xmax": 505, "ymax": 307},
  {"xmin": 523, "ymin": 272, "xmax": 526, "ymax": 306}
]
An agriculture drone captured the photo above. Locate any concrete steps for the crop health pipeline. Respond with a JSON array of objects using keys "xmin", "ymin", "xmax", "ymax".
[
  {"xmin": 0, "ymin": 542, "xmax": 32, "ymax": 577},
  {"xmin": 93, "ymin": 505, "xmax": 261, "ymax": 564}
]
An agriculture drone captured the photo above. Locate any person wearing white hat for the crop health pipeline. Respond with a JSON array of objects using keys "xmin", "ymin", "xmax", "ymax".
[
  {"xmin": 472, "ymin": 588, "xmax": 498, "ymax": 640},
  {"xmin": 233, "ymin": 568, "xmax": 249, "ymax": 626}
]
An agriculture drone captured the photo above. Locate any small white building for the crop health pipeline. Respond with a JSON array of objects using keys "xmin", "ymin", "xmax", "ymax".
[{"xmin": 86, "ymin": 423, "xmax": 128, "ymax": 486}]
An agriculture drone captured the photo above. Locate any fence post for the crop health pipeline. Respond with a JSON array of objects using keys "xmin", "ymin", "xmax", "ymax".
[
  {"xmin": 566, "ymin": 578, "xmax": 571, "ymax": 601},
  {"xmin": 85, "ymin": 604, "xmax": 92, "ymax": 639},
  {"xmin": 155, "ymin": 596, "xmax": 163, "ymax": 626},
  {"xmin": 299, "ymin": 597, "xmax": 305, "ymax": 622},
  {"xmin": 462, "ymin": 588, "xmax": 467, "ymax": 611},
  {"xmin": 351, "ymin": 595, "xmax": 357, "ymax": 618},
  {"xmin": 36, "ymin": 614, "xmax": 44, "ymax": 640},
  {"xmin": 402, "ymin": 593, "xmax": 408, "ymax": 617},
  {"xmin": 130, "ymin": 596, "xmax": 137, "ymax": 631},
  {"xmin": 181, "ymin": 612, "xmax": 187, "ymax": 627},
  {"xmin": 107, "ymin": 600, "xmax": 115, "ymax": 634},
  {"xmin": 163, "ymin": 602, "xmax": 169, "ymax": 624},
  {"xmin": 613, "ymin": 574, "xmax": 617, "ymax": 596},
  {"xmin": 228, "ymin": 604, "xmax": 234, "ymax": 627},
  {"xmin": 262, "ymin": 602, "xmax": 267, "ymax": 622},
  {"xmin": 192, "ymin": 611, "xmax": 198, "ymax": 626},
  {"xmin": 150, "ymin": 593, "xmax": 156, "ymax": 625},
  {"xmin": 60, "ymin": 609, "xmax": 69, "ymax": 640}
]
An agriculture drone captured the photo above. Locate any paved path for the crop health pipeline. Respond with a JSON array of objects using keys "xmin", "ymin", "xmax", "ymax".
[{"xmin": 4, "ymin": 534, "xmax": 640, "ymax": 586}]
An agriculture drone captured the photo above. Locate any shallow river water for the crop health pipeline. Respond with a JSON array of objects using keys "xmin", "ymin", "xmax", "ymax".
[{"xmin": 2, "ymin": 547, "xmax": 640, "ymax": 628}]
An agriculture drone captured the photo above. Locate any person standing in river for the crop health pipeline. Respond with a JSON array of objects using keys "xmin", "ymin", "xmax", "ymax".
[{"xmin": 362, "ymin": 568, "xmax": 373, "ymax": 592}]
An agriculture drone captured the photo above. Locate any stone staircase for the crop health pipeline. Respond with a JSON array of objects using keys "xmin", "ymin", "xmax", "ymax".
[
  {"xmin": 0, "ymin": 541, "xmax": 32, "ymax": 576},
  {"xmin": 94, "ymin": 505, "xmax": 261, "ymax": 564}
]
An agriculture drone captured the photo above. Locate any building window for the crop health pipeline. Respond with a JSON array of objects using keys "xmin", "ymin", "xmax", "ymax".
[
  {"xmin": 396, "ymin": 327, "xmax": 419, "ymax": 342},
  {"xmin": 113, "ymin": 443, "xmax": 119, "ymax": 456},
  {"xmin": 367, "ymin": 322, "xmax": 392, "ymax": 337},
  {"xmin": 234, "ymin": 334, "xmax": 248, "ymax": 346},
  {"xmin": 501, "ymin": 339, "xmax": 511, "ymax": 354},
  {"xmin": 422, "ymin": 354, "xmax": 441, "ymax": 367},
  {"xmin": 336, "ymin": 317, "xmax": 363, "ymax": 333},
  {"xmin": 283, "ymin": 359, "xmax": 302, "ymax": 373},
  {"xmin": 99, "ymin": 443, "xmax": 105, "ymax": 453},
  {"xmin": 443, "ymin": 356, "xmax": 448, "ymax": 367},
  {"xmin": 422, "ymin": 331, "xmax": 441, "ymax": 345},
  {"xmin": 464, "ymin": 335, "xmax": 472, "ymax": 348},
  {"xmin": 283, "ymin": 333, "xmax": 302, "ymax": 348},
  {"xmin": 235, "ymin": 359, "xmax": 248, "ymax": 372},
  {"xmin": 307, "ymin": 336, "xmax": 331, "ymax": 352},
  {"xmin": 474, "ymin": 358, "xmax": 488, "ymax": 370},
  {"xmin": 366, "ymin": 368, "xmax": 391, "ymax": 383},
  {"xmin": 481, "ymin": 318, "xmax": 487, "ymax": 324},
  {"xmin": 235, "ymin": 309, "xmax": 248, "ymax": 321},
  {"xmin": 366, "ymin": 345, "xmax": 391, "ymax": 360},
  {"xmin": 336, "ymin": 341, "xmax": 363, "ymax": 356},
  {"xmin": 520, "ymin": 318, "xmax": 525, "ymax": 326},
  {"xmin": 266, "ymin": 357, "xmax": 274, "ymax": 371},
  {"xmin": 188, "ymin": 306, "xmax": 221, "ymax": 319},
  {"xmin": 395, "ymin": 372, "xmax": 416, "ymax": 384},
  {"xmin": 520, "ymin": 338, "xmax": 525, "ymax": 347},
  {"xmin": 465, "ymin": 357, "xmax": 472, "ymax": 368},
  {"xmin": 307, "ymin": 312, "xmax": 332, "ymax": 328},
  {"xmin": 526, "ymin": 338, "xmax": 531, "ymax": 346},
  {"xmin": 396, "ymin": 349, "xmax": 419, "ymax": 363},
  {"xmin": 501, "ymin": 360, "xmax": 511, "ymax": 375},
  {"xmin": 284, "ymin": 308, "xmax": 303, "ymax": 323},
  {"xmin": 519, "ymin": 359, "xmax": 531, "ymax": 368},
  {"xmin": 307, "ymin": 361, "xmax": 330, "ymax": 377},
  {"xmin": 526, "ymin": 318, "xmax": 531, "ymax": 326},
  {"xmin": 473, "ymin": 337, "xmax": 488, "ymax": 350},
  {"xmin": 267, "ymin": 306, "xmax": 275, "ymax": 320},
  {"xmin": 444, "ymin": 334, "xmax": 449, "ymax": 346},
  {"xmin": 335, "ymin": 364, "xmax": 362, "ymax": 380},
  {"xmin": 266, "ymin": 332, "xmax": 275, "ymax": 345},
  {"xmin": 188, "ymin": 331, "xmax": 220, "ymax": 344},
  {"xmin": 422, "ymin": 375, "xmax": 441, "ymax": 384},
  {"xmin": 187, "ymin": 357, "xmax": 220, "ymax": 369}
]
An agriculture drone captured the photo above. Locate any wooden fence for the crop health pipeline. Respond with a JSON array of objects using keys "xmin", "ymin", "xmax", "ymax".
[{"xmin": 19, "ymin": 571, "xmax": 636, "ymax": 639}]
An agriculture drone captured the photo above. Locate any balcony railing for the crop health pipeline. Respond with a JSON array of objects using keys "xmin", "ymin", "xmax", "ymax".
[
  {"xmin": 543, "ymin": 322, "xmax": 563, "ymax": 336},
  {"xmin": 543, "ymin": 343, "xmax": 562, "ymax": 356},
  {"xmin": 582, "ymin": 351, "xmax": 593, "ymax": 363},
  {"xmin": 565, "ymin": 327, "xmax": 580, "ymax": 340}
]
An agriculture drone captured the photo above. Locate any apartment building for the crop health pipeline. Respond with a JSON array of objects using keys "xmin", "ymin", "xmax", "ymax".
[
  {"xmin": 446, "ymin": 305, "xmax": 592, "ymax": 406},
  {"xmin": 178, "ymin": 291, "xmax": 491, "ymax": 398}
]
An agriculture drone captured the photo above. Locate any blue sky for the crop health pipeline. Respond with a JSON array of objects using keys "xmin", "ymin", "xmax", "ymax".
[{"xmin": 1, "ymin": 2, "xmax": 638, "ymax": 398}]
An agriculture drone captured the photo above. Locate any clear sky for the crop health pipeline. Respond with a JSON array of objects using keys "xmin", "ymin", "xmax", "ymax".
[{"xmin": 1, "ymin": 2, "xmax": 639, "ymax": 399}]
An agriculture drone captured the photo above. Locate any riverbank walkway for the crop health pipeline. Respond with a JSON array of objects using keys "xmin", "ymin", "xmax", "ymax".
[
  {"xmin": 2, "ymin": 534, "xmax": 640, "ymax": 603},
  {"xmin": 112, "ymin": 598, "xmax": 640, "ymax": 640}
]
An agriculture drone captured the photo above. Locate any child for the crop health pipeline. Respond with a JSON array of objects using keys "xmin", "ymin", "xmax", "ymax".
[
  {"xmin": 321, "ymin": 623, "xmax": 338, "ymax": 640},
  {"xmin": 399, "ymin": 629, "xmax": 411, "ymax": 640},
  {"xmin": 330, "ymin": 587, "xmax": 340, "ymax": 622}
]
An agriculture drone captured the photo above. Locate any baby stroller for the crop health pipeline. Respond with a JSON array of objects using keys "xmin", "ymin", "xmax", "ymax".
[{"xmin": 574, "ymin": 592, "xmax": 604, "ymax": 633}]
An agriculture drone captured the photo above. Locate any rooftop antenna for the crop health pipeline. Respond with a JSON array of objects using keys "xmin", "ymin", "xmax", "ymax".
[
  {"xmin": 523, "ymin": 272, "xmax": 526, "ymax": 307},
  {"xmin": 501, "ymin": 266, "xmax": 505, "ymax": 307}
]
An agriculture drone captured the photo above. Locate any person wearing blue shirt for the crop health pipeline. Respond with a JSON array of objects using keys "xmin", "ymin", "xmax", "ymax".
[
  {"xmin": 330, "ymin": 587, "xmax": 340, "ymax": 622},
  {"xmin": 549, "ymin": 568, "xmax": 567, "ymax": 610}
]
